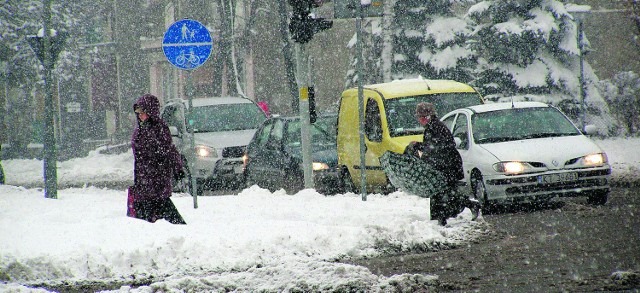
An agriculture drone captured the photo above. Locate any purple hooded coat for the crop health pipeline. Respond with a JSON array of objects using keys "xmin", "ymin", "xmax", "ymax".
[{"xmin": 131, "ymin": 94, "xmax": 183, "ymax": 201}]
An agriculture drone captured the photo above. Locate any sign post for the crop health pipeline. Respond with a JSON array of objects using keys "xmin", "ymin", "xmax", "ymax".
[
  {"xmin": 162, "ymin": 19, "xmax": 212, "ymax": 209},
  {"xmin": 28, "ymin": 0, "xmax": 67, "ymax": 200}
]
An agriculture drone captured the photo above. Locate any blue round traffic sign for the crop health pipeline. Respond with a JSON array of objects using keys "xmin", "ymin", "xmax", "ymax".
[{"xmin": 162, "ymin": 19, "xmax": 212, "ymax": 70}]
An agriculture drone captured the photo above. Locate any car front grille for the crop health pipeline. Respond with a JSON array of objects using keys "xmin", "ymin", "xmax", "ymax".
[
  {"xmin": 487, "ymin": 168, "xmax": 611, "ymax": 186},
  {"xmin": 504, "ymin": 178, "xmax": 609, "ymax": 195},
  {"xmin": 222, "ymin": 146, "xmax": 245, "ymax": 158},
  {"xmin": 484, "ymin": 168, "xmax": 611, "ymax": 196}
]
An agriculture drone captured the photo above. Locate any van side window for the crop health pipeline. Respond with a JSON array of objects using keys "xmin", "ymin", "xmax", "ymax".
[{"xmin": 365, "ymin": 99, "xmax": 383, "ymax": 142}]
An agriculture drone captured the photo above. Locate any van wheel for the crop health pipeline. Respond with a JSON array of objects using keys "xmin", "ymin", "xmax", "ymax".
[
  {"xmin": 340, "ymin": 168, "xmax": 357, "ymax": 194},
  {"xmin": 173, "ymin": 162, "xmax": 192, "ymax": 194}
]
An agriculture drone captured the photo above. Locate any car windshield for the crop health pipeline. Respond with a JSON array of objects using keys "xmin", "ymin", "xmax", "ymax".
[
  {"xmin": 285, "ymin": 115, "xmax": 337, "ymax": 150},
  {"xmin": 472, "ymin": 107, "xmax": 581, "ymax": 144},
  {"xmin": 385, "ymin": 93, "xmax": 482, "ymax": 137},
  {"xmin": 188, "ymin": 103, "xmax": 266, "ymax": 132}
]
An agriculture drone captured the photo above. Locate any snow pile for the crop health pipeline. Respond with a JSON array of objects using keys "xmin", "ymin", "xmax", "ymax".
[{"xmin": 0, "ymin": 185, "xmax": 487, "ymax": 292}]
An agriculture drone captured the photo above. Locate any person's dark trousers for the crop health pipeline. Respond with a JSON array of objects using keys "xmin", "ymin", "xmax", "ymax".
[
  {"xmin": 430, "ymin": 181, "xmax": 464, "ymax": 225},
  {"xmin": 134, "ymin": 198, "xmax": 187, "ymax": 224}
]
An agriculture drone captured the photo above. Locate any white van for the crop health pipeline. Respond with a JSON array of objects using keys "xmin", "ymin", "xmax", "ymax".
[{"xmin": 161, "ymin": 97, "xmax": 268, "ymax": 192}]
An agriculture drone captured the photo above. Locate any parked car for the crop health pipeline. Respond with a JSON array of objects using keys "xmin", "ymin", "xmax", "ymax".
[
  {"xmin": 440, "ymin": 101, "xmax": 611, "ymax": 209},
  {"xmin": 161, "ymin": 96, "xmax": 268, "ymax": 192},
  {"xmin": 243, "ymin": 114, "xmax": 341, "ymax": 195},
  {"xmin": 337, "ymin": 78, "xmax": 484, "ymax": 193}
]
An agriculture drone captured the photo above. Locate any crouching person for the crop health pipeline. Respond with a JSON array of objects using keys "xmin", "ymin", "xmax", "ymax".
[{"xmin": 413, "ymin": 102, "xmax": 479, "ymax": 225}]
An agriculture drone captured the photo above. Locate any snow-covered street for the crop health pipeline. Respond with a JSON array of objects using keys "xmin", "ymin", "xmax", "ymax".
[{"xmin": 1, "ymin": 137, "xmax": 638, "ymax": 291}]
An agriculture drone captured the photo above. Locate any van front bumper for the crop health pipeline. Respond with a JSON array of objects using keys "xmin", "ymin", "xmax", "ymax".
[{"xmin": 192, "ymin": 156, "xmax": 244, "ymax": 186}]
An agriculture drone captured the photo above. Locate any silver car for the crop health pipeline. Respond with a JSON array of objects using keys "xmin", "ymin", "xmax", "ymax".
[
  {"xmin": 441, "ymin": 101, "xmax": 611, "ymax": 209},
  {"xmin": 161, "ymin": 97, "xmax": 267, "ymax": 192}
]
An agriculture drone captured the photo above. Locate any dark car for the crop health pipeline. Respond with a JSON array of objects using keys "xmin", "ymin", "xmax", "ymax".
[{"xmin": 242, "ymin": 114, "xmax": 341, "ymax": 195}]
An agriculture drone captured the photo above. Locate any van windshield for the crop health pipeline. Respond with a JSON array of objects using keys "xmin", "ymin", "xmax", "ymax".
[
  {"xmin": 188, "ymin": 103, "xmax": 266, "ymax": 133},
  {"xmin": 385, "ymin": 92, "xmax": 483, "ymax": 137}
]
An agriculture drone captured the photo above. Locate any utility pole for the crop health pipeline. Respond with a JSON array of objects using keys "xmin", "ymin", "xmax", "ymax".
[
  {"xmin": 42, "ymin": 0, "xmax": 57, "ymax": 199},
  {"xmin": 567, "ymin": 4, "xmax": 591, "ymax": 131},
  {"xmin": 296, "ymin": 44, "xmax": 313, "ymax": 189},
  {"xmin": 577, "ymin": 19, "xmax": 587, "ymax": 131},
  {"xmin": 356, "ymin": 1, "xmax": 367, "ymax": 201},
  {"xmin": 113, "ymin": 0, "xmax": 123, "ymax": 135},
  {"xmin": 334, "ymin": 0, "xmax": 385, "ymax": 200}
]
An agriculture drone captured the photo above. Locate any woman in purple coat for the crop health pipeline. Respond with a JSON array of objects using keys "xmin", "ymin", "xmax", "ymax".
[{"xmin": 131, "ymin": 94, "xmax": 186, "ymax": 224}]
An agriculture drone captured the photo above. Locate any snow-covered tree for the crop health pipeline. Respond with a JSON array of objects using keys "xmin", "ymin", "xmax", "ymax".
[
  {"xmin": 391, "ymin": 0, "xmax": 476, "ymax": 81},
  {"xmin": 344, "ymin": 19, "xmax": 384, "ymax": 90},
  {"xmin": 344, "ymin": 0, "xmax": 476, "ymax": 88},
  {"xmin": 1, "ymin": 1, "xmax": 69, "ymax": 156},
  {"xmin": 467, "ymin": 0, "xmax": 614, "ymax": 134},
  {"xmin": 1, "ymin": 0, "xmax": 103, "ymax": 156},
  {"xmin": 598, "ymin": 71, "xmax": 640, "ymax": 136}
]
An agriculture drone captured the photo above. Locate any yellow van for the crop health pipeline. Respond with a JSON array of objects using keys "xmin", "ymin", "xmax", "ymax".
[{"xmin": 337, "ymin": 78, "xmax": 484, "ymax": 193}]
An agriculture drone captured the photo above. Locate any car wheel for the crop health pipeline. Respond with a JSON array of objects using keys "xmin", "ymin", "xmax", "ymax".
[
  {"xmin": 284, "ymin": 167, "xmax": 303, "ymax": 194},
  {"xmin": 471, "ymin": 173, "xmax": 490, "ymax": 215},
  {"xmin": 586, "ymin": 190, "xmax": 608, "ymax": 205},
  {"xmin": 340, "ymin": 168, "xmax": 357, "ymax": 194},
  {"xmin": 245, "ymin": 168, "xmax": 256, "ymax": 189}
]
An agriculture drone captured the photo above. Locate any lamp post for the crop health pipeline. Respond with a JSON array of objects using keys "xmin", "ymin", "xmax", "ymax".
[{"xmin": 567, "ymin": 4, "xmax": 591, "ymax": 131}]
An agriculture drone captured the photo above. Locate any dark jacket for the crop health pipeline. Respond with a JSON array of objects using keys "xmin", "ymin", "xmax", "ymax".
[
  {"xmin": 419, "ymin": 116, "xmax": 464, "ymax": 184},
  {"xmin": 131, "ymin": 94, "xmax": 183, "ymax": 201}
]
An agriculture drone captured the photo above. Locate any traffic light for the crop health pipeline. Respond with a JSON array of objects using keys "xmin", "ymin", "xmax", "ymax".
[
  {"xmin": 288, "ymin": 0, "xmax": 333, "ymax": 44},
  {"xmin": 309, "ymin": 86, "xmax": 317, "ymax": 123}
]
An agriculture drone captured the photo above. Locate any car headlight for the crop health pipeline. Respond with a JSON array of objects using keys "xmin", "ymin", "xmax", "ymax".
[
  {"xmin": 581, "ymin": 153, "xmax": 607, "ymax": 167},
  {"xmin": 312, "ymin": 162, "xmax": 330, "ymax": 171},
  {"xmin": 195, "ymin": 145, "xmax": 217, "ymax": 158},
  {"xmin": 493, "ymin": 161, "xmax": 533, "ymax": 175}
]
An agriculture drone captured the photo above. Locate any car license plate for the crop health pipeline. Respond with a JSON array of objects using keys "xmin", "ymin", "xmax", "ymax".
[{"xmin": 538, "ymin": 172, "xmax": 578, "ymax": 184}]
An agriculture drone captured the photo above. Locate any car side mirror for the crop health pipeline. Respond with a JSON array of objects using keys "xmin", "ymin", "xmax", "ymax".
[
  {"xmin": 583, "ymin": 124, "xmax": 598, "ymax": 135},
  {"xmin": 169, "ymin": 126, "xmax": 181, "ymax": 138},
  {"xmin": 453, "ymin": 137, "xmax": 462, "ymax": 148}
]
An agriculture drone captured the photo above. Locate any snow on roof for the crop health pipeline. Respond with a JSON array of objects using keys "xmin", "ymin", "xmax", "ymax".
[
  {"xmin": 189, "ymin": 96, "xmax": 253, "ymax": 107},
  {"xmin": 466, "ymin": 101, "xmax": 549, "ymax": 113}
]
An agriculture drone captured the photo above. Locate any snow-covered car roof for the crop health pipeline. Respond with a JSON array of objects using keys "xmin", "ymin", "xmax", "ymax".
[
  {"xmin": 165, "ymin": 96, "xmax": 254, "ymax": 108},
  {"xmin": 190, "ymin": 97, "xmax": 254, "ymax": 107},
  {"xmin": 463, "ymin": 101, "xmax": 550, "ymax": 113},
  {"xmin": 345, "ymin": 78, "xmax": 478, "ymax": 100}
]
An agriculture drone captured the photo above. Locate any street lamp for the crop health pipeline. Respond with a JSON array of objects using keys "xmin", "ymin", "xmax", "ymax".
[{"xmin": 566, "ymin": 4, "xmax": 591, "ymax": 131}]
